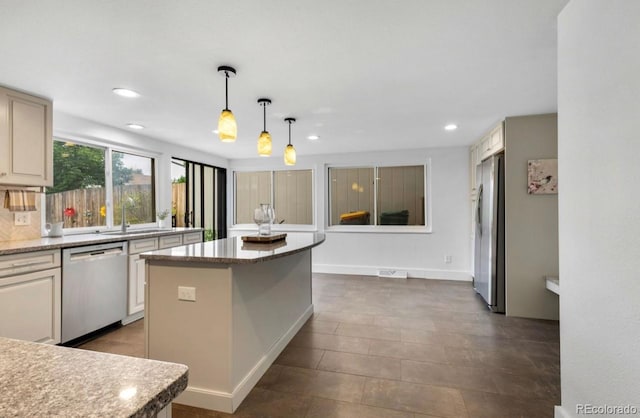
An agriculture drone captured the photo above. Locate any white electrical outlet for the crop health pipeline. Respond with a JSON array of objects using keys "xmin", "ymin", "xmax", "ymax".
[
  {"xmin": 14, "ymin": 213, "xmax": 31, "ymax": 226},
  {"xmin": 444, "ymin": 255, "xmax": 453, "ymax": 264},
  {"xmin": 178, "ymin": 286, "xmax": 196, "ymax": 301}
]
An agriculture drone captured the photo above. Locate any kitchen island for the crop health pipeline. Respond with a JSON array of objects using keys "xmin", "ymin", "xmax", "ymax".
[
  {"xmin": 0, "ymin": 337, "xmax": 188, "ymax": 418},
  {"xmin": 141, "ymin": 232, "xmax": 325, "ymax": 413}
]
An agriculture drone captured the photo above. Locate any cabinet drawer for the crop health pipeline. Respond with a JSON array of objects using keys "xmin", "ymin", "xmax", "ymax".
[
  {"xmin": 0, "ymin": 250, "xmax": 60, "ymax": 278},
  {"xmin": 129, "ymin": 238, "xmax": 158, "ymax": 255},
  {"xmin": 159, "ymin": 234, "xmax": 183, "ymax": 249},
  {"xmin": 183, "ymin": 232, "xmax": 203, "ymax": 244}
]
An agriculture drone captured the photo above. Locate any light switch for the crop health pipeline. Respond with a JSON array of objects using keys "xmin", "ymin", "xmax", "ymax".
[{"xmin": 178, "ymin": 286, "xmax": 196, "ymax": 302}]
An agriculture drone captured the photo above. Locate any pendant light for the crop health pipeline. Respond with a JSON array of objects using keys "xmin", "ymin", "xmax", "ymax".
[
  {"xmin": 284, "ymin": 117, "xmax": 296, "ymax": 166},
  {"xmin": 257, "ymin": 98, "xmax": 272, "ymax": 156},
  {"xmin": 217, "ymin": 65, "xmax": 237, "ymax": 142}
]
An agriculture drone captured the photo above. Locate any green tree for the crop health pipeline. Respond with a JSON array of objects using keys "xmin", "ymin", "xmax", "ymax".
[{"xmin": 48, "ymin": 141, "xmax": 135, "ymax": 193}]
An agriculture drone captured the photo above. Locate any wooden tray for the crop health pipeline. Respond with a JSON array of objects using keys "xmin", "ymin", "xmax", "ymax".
[{"xmin": 241, "ymin": 233, "xmax": 287, "ymax": 243}]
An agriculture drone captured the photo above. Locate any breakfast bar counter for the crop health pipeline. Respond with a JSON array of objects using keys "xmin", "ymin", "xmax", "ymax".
[
  {"xmin": 141, "ymin": 232, "xmax": 325, "ymax": 413},
  {"xmin": 0, "ymin": 337, "xmax": 188, "ymax": 418}
]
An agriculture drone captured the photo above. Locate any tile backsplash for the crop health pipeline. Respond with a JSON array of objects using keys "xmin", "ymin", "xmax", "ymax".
[{"xmin": 0, "ymin": 197, "xmax": 42, "ymax": 242}]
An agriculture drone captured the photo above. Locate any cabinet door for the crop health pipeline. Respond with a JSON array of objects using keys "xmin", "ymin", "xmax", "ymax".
[
  {"xmin": 0, "ymin": 268, "xmax": 61, "ymax": 344},
  {"xmin": 489, "ymin": 123, "xmax": 504, "ymax": 154},
  {"xmin": 128, "ymin": 254, "xmax": 146, "ymax": 315},
  {"xmin": 0, "ymin": 86, "xmax": 53, "ymax": 186},
  {"xmin": 479, "ymin": 136, "xmax": 492, "ymax": 161}
]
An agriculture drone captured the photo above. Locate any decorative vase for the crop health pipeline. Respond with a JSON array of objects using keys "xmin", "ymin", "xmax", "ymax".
[{"xmin": 254, "ymin": 203, "xmax": 275, "ymax": 235}]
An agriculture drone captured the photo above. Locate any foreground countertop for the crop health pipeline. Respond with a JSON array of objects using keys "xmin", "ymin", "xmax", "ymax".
[
  {"xmin": 0, "ymin": 227, "xmax": 203, "ymax": 256},
  {"xmin": 0, "ymin": 337, "xmax": 188, "ymax": 418},
  {"xmin": 141, "ymin": 232, "xmax": 325, "ymax": 264}
]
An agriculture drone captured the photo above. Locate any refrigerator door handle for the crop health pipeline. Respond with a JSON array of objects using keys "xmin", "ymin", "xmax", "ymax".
[{"xmin": 476, "ymin": 184, "xmax": 483, "ymax": 236}]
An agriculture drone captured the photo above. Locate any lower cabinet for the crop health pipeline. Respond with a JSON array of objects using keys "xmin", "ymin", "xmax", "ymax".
[
  {"xmin": 0, "ymin": 267, "xmax": 61, "ymax": 344},
  {"xmin": 125, "ymin": 231, "xmax": 203, "ymax": 322},
  {"xmin": 128, "ymin": 254, "xmax": 147, "ymax": 316}
]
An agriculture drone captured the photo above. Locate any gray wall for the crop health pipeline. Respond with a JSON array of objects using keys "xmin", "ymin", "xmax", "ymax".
[{"xmin": 504, "ymin": 114, "xmax": 559, "ymax": 319}]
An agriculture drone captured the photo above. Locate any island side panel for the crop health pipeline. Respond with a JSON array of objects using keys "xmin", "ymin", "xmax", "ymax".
[
  {"xmin": 230, "ymin": 250, "xmax": 313, "ymax": 404},
  {"xmin": 145, "ymin": 262, "xmax": 233, "ymax": 407}
]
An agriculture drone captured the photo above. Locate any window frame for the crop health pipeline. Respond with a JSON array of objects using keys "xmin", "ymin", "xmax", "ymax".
[
  {"xmin": 230, "ymin": 167, "xmax": 317, "ymax": 232},
  {"xmin": 42, "ymin": 136, "xmax": 160, "ymax": 235},
  {"xmin": 325, "ymin": 160, "xmax": 432, "ymax": 234}
]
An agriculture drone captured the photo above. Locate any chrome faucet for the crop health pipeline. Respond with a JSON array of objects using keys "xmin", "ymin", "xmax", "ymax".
[{"xmin": 121, "ymin": 196, "xmax": 134, "ymax": 233}]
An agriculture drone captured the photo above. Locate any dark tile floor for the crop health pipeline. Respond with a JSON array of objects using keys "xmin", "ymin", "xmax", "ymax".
[{"xmin": 78, "ymin": 273, "xmax": 560, "ymax": 417}]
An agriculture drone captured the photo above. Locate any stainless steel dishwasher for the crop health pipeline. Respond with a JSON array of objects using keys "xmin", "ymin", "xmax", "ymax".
[{"xmin": 61, "ymin": 241, "xmax": 128, "ymax": 343}]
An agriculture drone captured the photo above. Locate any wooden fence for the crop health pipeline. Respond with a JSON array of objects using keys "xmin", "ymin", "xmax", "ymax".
[
  {"xmin": 171, "ymin": 183, "xmax": 186, "ymax": 227},
  {"xmin": 46, "ymin": 185, "xmax": 153, "ymax": 228}
]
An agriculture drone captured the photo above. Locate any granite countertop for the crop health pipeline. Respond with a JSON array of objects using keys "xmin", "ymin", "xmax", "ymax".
[
  {"xmin": 0, "ymin": 227, "xmax": 203, "ymax": 256},
  {"xmin": 0, "ymin": 337, "xmax": 188, "ymax": 418},
  {"xmin": 141, "ymin": 232, "xmax": 325, "ymax": 264}
]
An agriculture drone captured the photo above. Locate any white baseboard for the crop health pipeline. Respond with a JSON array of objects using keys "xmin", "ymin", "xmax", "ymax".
[
  {"xmin": 555, "ymin": 405, "xmax": 571, "ymax": 418},
  {"xmin": 175, "ymin": 304, "xmax": 314, "ymax": 414},
  {"xmin": 313, "ymin": 263, "xmax": 472, "ymax": 282}
]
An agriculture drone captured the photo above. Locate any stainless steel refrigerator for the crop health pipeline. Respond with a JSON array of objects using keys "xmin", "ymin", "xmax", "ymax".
[{"xmin": 473, "ymin": 153, "xmax": 505, "ymax": 312}]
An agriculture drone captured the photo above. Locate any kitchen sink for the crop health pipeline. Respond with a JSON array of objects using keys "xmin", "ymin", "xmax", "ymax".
[{"xmin": 101, "ymin": 228, "xmax": 169, "ymax": 236}]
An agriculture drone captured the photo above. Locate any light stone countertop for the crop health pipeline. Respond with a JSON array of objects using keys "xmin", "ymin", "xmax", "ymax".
[
  {"xmin": 0, "ymin": 337, "xmax": 188, "ymax": 418},
  {"xmin": 0, "ymin": 227, "xmax": 203, "ymax": 255},
  {"xmin": 141, "ymin": 232, "xmax": 325, "ymax": 264}
]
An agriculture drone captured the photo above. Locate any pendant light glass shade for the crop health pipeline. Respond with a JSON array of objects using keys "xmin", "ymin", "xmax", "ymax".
[
  {"xmin": 284, "ymin": 143, "xmax": 296, "ymax": 165},
  {"xmin": 217, "ymin": 66, "xmax": 237, "ymax": 142},
  {"xmin": 284, "ymin": 117, "xmax": 296, "ymax": 166},
  {"xmin": 218, "ymin": 109, "xmax": 237, "ymax": 142},
  {"xmin": 257, "ymin": 98, "xmax": 272, "ymax": 156},
  {"xmin": 258, "ymin": 131, "xmax": 272, "ymax": 156}
]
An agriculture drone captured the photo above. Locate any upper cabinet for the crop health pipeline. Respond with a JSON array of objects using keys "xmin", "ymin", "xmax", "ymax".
[
  {"xmin": 0, "ymin": 86, "xmax": 53, "ymax": 187},
  {"xmin": 478, "ymin": 122, "xmax": 504, "ymax": 162}
]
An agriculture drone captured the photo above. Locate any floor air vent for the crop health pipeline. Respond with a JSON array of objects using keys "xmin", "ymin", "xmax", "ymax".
[{"xmin": 377, "ymin": 270, "xmax": 408, "ymax": 279}]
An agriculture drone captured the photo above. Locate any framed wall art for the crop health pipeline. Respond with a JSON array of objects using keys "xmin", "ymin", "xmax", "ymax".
[{"xmin": 528, "ymin": 159, "xmax": 558, "ymax": 194}]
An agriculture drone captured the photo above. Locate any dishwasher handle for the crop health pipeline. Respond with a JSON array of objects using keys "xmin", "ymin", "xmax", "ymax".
[{"xmin": 68, "ymin": 246, "xmax": 125, "ymax": 262}]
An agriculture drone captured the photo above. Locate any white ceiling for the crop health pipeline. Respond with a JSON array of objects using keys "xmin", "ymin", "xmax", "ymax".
[{"xmin": 0, "ymin": 0, "xmax": 568, "ymax": 160}]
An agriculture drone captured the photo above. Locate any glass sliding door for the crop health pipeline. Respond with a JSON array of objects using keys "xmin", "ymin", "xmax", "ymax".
[{"xmin": 172, "ymin": 158, "xmax": 226, "ymax": 241}]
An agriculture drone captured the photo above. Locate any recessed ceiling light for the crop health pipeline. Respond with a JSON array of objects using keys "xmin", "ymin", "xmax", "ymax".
[
  {"xmin": 113, "ymin": 88, "xmax": 140, "ymax": 98},
  {"xmin": 307, "ymin": 135, "xmax": 320, "ymax": 140},
  {"xmin": 444, "ymin": 124, "xmax": 458, "ymax": 131},
  {"xmin": 212, "ymin": 129, "xmax": 219, "ymax": 134},
  {"xmin": 127, "ymin": 123, "xmax": 145, "ymax": 130}
]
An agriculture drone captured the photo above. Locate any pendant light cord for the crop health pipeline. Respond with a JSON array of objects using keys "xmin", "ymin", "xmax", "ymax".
[
  {"xmin": 224, "ymin": 71, "xmax": 229, "ymax": 110},
  {"xmin": 263, "ymin": 103, "xmax": 267, "ymax": 132},
  {"xmin": 288, "ymin": 120, "xmax": 292, "ymax": 145}
]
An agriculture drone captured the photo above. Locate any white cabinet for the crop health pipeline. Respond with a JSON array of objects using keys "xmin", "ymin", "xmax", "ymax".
[
  {"xmin": 0, "ymin": 86, "xmax": 53, "ymax": 187},
  {"xmin": 127, "ymin": 238, "xmax": 158, "ymax": 317},
  {"xmin": 0, "ymin": 250, "xmax": 61, "ymax": 344},
  {"xmin": 159, "ymin": 234, "xmax": 182, "ymax": 249},
  {"xmin": 128, "ymin": 255, "xmax": 147, "ymax": 316},
  {"xmin": 183, "ymin": 231, "xmax": 203, "ymax": 244},
  {"xmin": 478, "ymin": 122, "xmax": 504, "ymax": 162},
  {"xmin": 125, "ymin": 232, "xmax": 201, "ymax": 322}
]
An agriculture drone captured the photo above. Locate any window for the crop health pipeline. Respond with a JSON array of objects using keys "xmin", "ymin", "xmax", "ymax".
[
  {"xmin": 45, "ymin": 139, "xmax": 156, "ymax": 230},
  {"xmin": 329, "ymin": 165, "xmax": 426, "ymax": 227},
  {"xmin": 112, "ymin": 151, "xmax": 155, "ymax": 225},
  {"xmin": 46, "ymin": 141, "xmax": 107, "ymax": 228},
  {"xmin": 234, "ymin": 169, "xmax": 313, "ymax": 225}
]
